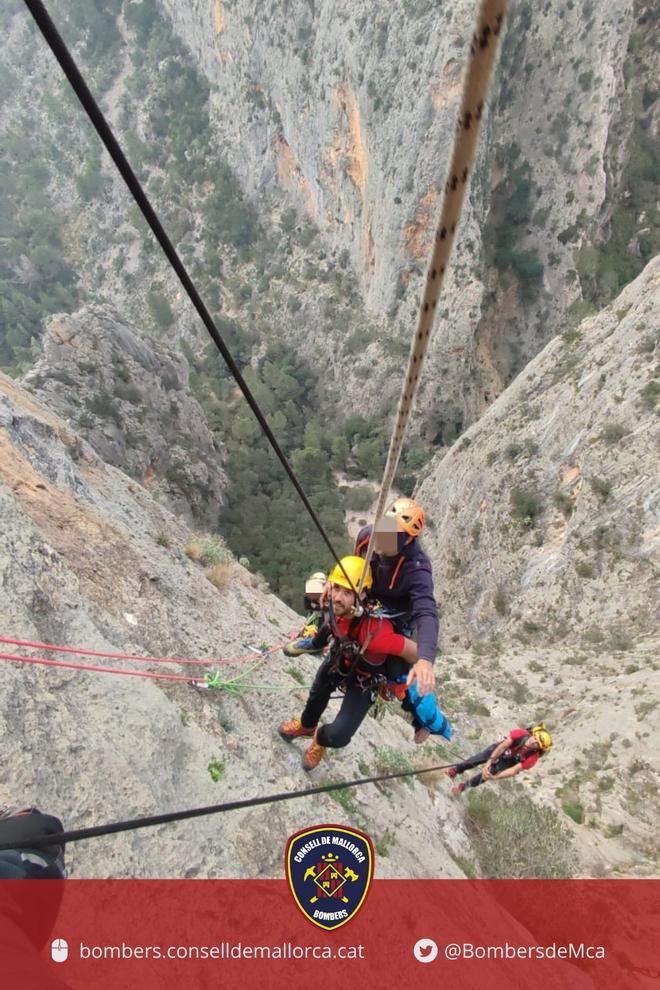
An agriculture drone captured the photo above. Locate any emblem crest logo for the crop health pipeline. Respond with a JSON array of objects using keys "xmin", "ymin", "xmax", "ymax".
[{"xmin": 285, "ymin": 824, "xmax": 374, "ymax": 930}]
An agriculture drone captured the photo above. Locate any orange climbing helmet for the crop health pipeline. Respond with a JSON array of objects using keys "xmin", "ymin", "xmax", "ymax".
[{"xmin": 384, "ymin": 497, "xmax": 426, "ymax": 538}]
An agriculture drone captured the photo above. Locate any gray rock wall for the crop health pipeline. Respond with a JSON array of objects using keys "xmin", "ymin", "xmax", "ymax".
[
  {"xmin": 160, "ymin": 0, "xmax": 638, "ymax": 430},
  {"xmin": 0, "ymin": 372, "xmax": 465, "ymax": 879},
  {"xmin": 24, "ymin": 306, "xmax": 227, "ymax": 527}
]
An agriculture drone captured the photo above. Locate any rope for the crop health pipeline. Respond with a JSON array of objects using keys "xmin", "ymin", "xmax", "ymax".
[
  {"xmin": 21, "ymin": 0, "xmax": 354, "ymax": 591},
  {"xmin": 0, "ymin": 760, "xmax": 459, "ymax": 851},
  {"xmin": 0, "ymin": 651, "xmax": 204, "ymax": 684},
  {"xmin": 0, "ymin": 639, "xmax": 295, "ymax": 686},
  {"xmin": 359, "ymin": 0, "xmax": 509, "ymax": 587},
  {"xmin": 0, "ymin": 636, "xmax": 285, "ymax": 668}
]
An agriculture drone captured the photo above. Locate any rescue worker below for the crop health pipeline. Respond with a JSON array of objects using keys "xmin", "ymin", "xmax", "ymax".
[{"xmin": 446, "ymin": 725, "xmax": 552, "ymax": 795}]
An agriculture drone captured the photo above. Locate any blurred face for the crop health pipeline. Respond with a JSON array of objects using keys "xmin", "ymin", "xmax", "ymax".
[
  {"xmin": 330, "ymin": 582, "xmax": 358, "ymax": 616},
  {"xmin": 374, "ymin": 517, "xmax": 398, "ymax": 556}
]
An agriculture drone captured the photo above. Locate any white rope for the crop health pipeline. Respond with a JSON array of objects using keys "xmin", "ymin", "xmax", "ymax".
[{"xmin": 359, "ymin": 0, "xmax": 509, "ymax": 588}]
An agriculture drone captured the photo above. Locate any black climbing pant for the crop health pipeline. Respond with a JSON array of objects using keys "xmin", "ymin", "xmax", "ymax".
[
  {"xmin": 300, "ymin": 656, "xmax": 376, "ymax": 749},
  {"xmin": 453, "ymin": 744, "xmax": 518, "ymax": 788}
]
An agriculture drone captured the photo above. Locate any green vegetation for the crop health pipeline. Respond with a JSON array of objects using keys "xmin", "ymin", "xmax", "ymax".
[
  {"xmin": 575, "ymin": 17, "xmax": 660, "ymax": 307},
  {"xmin": 207, "ymin": 756, "xmax": 225, "ymax": 783},
  {"xmin": 374, "ymin": 746, "xmax": 414, "ymax": 780},
  {"xmin": 575, "ymin": 561, "xmax": 595, "ymax": 579},
  {"xmin": 552, "ymin": 490, "xmax": 574, "ymax": 516},
  {"xmin": 599, "ymin": 422, "xmax": 628, "ymax": 443},
  {"xmin": 466, "ymin": 790, "xmax": 577, "ymax": 877},
  {"xmin": 147, "ymin": 289, "xmax": 174, "ymax": 329},
  {"xmin": 509, "ymin": 678, "xmax": 530, "ymax": 705},
  {"xmin": 493, "ymin": 586, "xmax": 508, "ymax": 615},
  {"xmin": 0, "ymin": 149, "xmax": 79, "ymax": 370},
  {"xmin": 484, "ymin": 149, "xmax": 544, "ymax": 302},
  {"xmin": 343, "ymin": 484, "xmax": 375, "ymax": 512},
  {"xmin": 452, "ymin": 854, "xmax": 478, "ymax": 879},
  {"xmin": 192, "ymin": 342, "xmax": 351, "ymax": 607},
  {"xmin": 324, "ymin": 781, "xmax": 359, "ymax": 817},
  {"xmin": 562, "ymin": 801, "xmax": 584, "ymax": 824},
  {"xmin": 639, "ymin": 379, "xmax": 660, "ymax": 412},
  {"xmin": 589, "ymin": 476, "xmax": 612, "ymax": 501},
  {"xmin": 510, "ymin": 486, "xmax": 543, "ymax": 528},
  {"xmin": 184, "ymin": 533, "xmax": 231, "ymax": 567},
  {"xmin": 374, "ymin": 829, "xmax": 395, "ymax": 858},
  {"xmin": 463, "ymin": 697, "xmax": 491, "ymax": 717}
]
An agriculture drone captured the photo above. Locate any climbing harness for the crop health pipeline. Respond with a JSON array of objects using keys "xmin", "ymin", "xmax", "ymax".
[{"xmin": 324, "ymin": 602, "xmax": 383, "ymax": 695}]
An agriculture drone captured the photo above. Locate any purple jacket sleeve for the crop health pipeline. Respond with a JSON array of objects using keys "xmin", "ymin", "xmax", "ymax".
[{"xmin": 407, "ymin": 561, "xmax": 440, "ymax": 662}]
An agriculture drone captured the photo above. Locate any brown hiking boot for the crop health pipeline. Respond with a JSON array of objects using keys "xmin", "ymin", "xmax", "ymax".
[
  {"xmin": 278, "ymin": 717, "xmax": 315, "ymax": 741},
  {"xmin": 301, "ymin": 731, "xmax": 326, "ymax": 771},
  {"xmin": 451, "ymin": 782, "xmax": 466, "ymax": 796},
  {"xmin": 414, "ymin": 727, "xmax": 430, "ymax": 745},
  {"xmin": 445, "ymin": 766, "xmax": 458, "ymax": 779}
]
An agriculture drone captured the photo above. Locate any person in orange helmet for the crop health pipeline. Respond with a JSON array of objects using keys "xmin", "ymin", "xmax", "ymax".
[{"xmin": 352, "ymin": 497, "xmax": 439, "ymax": 704}]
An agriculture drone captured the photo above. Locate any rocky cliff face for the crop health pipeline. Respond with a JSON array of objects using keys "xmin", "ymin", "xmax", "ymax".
[
  {"xmin": 3, "ymin": 0, "xmax": 656, "ymax": 442},
  {"xmin": 418, "ymin": 257, "xmax": 659, "ymax": 649},
  {"xmin": 159, "ymin": 0, "xmax": 657, "ymax": 438},
  {"xmin": 2, "ymin": 0, "xmax": 658, "ymax": 881},
  {"xmin": 418, "ymin": 257, "xmax": 659, "ymax": 875},
  {"xmin": 23, "ymin": 305, "xmax": 227, "ymax": 526},
  {"xmin": 0, "ymin": 372, "xmax": 469, "ymax": 879}
]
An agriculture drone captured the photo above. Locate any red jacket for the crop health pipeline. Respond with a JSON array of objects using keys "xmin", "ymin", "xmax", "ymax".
[
  {"xmin": 333, "ymin": 614, "xmax": 405, "ymax": 667},
  {"xmin": 504, "ymin": 729, "xmax": 540, "ymax": 770}
]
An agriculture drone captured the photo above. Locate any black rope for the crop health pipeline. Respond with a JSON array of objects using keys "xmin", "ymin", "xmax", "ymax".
[
  {"xmin": 0, "ymin": 761, "xmax": 457, "ymax": 851},
  {"xmin": 21, "ymin": 0, "xmax": 350, "ymax": 580}
]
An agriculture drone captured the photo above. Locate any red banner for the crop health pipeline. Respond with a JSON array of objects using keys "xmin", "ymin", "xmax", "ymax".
[{"xmin": 2, "ymin": 879, "xmax": 658, "ymax": 989}]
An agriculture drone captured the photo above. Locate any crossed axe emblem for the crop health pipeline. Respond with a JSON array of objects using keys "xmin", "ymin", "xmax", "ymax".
[{"xmin": 303, "ymin": 853, "xmax": 359, "ymax": 904}]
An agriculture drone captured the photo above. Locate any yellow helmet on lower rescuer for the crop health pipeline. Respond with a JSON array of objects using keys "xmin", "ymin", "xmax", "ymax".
[
  {"xmin": 385, "ymin": 497, "xmax": 426, "ymax": 538},
  {"xmin": 531, "ymin": 725, "xmax": 552, "ymax": 752},
  {"xmin": 328, "ymin": 556, "xmax": 373, "ymax": 593}
]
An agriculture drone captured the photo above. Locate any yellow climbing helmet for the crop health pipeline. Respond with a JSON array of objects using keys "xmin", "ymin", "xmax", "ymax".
[
  {"xmin": 305, "ymin": 571, "xmax": 327, "ymax": 595},
  {"xmin": 531, "ymin": 724, "xmax": 552, "ymax": 752},
  {"xmin": 385, "ymin": 496, "xmax": 426, "ymax": 538},
  {"xmin": 328, "ymin": 556, "xmax": 373, "ymax": 593}
]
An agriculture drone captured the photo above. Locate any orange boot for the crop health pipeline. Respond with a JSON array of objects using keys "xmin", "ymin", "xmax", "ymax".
[
  {"xmin": 278, "ymin": 717, "xmax": 316, "ymax": 741},
  {"xmin": 301, "ymin": 730, "xmax": 326, "ymax": 771}
]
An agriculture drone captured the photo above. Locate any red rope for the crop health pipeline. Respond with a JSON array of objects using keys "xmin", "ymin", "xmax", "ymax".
[
  {"xmin": 0, "ymin": 651, "xmax": 204, "ymax": 683},
  {"xmin": 0, "ymin": 636, "xmax": 284, "ymax": 667}
]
